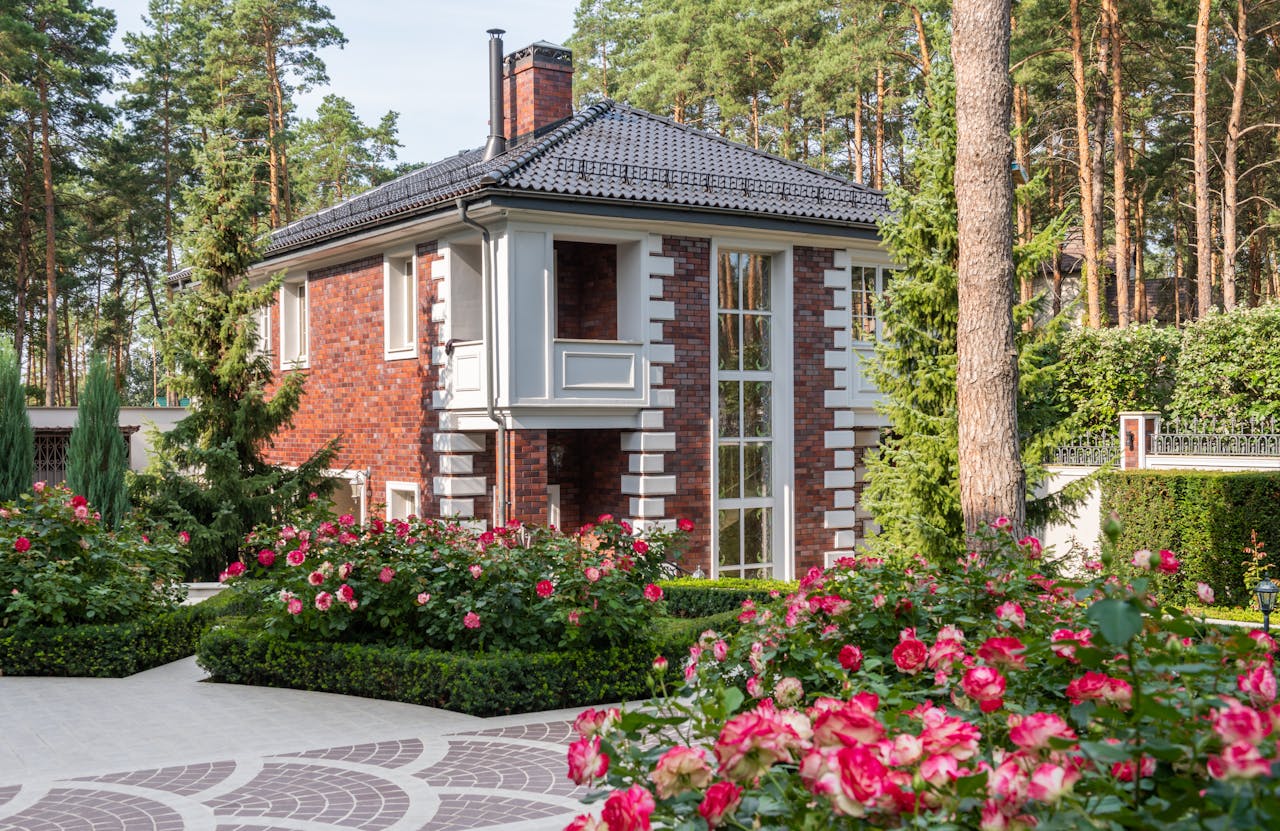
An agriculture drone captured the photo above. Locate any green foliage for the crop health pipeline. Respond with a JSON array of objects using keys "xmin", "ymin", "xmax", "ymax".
[
  {"xmin": 1099, "ymin": 469, "xmax": 1280, "ymax": 607},
  {"xmin": 1170, "ymin": 305, "xmax": 1280, "ymax": 421},
  {"xmin": 291, "ymin": 94, "xmax": 400, "ymax": 213},
  {"xmin": 0, "ymin": 483, "xmax": 186, "ymax": 628},
  {"xmin": 0, "ymin": 603, "xmax": 216, "ymax": 677},
  {"xmin": 132, "ymin": 99, "xmax": 336, "ymax": 580},
  {"xmin": 659, "ymin": 577, "xmax": 794, "ymax": 618},
  {"xmin": 66, "ymin": 357, "xmax": 129, "ymax": 528},
  {"xmin": 197, "ymin": 611, "xmax": 723, "ymax": 716},
  {"xmin": 864, "ymin": 62, "xmax": 1073, "ymax": 561},
  {"xmin": 0, "ymin": 342, "xmax": 33, "ymax": 502},
  {"xmin": 1058, "ymin": 324, "xmax": 1181, "ymax": 431}
]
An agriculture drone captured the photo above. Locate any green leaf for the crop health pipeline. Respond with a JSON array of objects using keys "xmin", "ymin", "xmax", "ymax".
[{"xmin": 1087, "ymin": 598, "xmax": 1144, "ymax": 646}]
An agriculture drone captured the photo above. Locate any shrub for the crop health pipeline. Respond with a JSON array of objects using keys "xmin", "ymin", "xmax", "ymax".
[
  {"xmin": 0, "ymin": 483, "xmax": 185, "ymax": 628},
  {"xmin": 66, "ymin": 356, "xmax": 129, "ymax": 529},
  {"xmin": 1100, "ymin": 469, "xmax": 1280, "ymax": 606},
  {"xmin": 0, "ymin": 603, "xmax": 216, "ymax": 676},
  {"xmin": 197, "ymin": 608, "xmax": 724, "ymax": 716},
  {"xmin": 660, "ymin": 577, "xmax": 795, "ymax": 618},
  {"xmin": 0, "ymin": 342, "xmax": 33, "ymax": 503},
  {"xmin": 1059, "ymin": 323, "xmax": 1180, "ymax": 430},
  {"xmin": 563, "ymin": 526, "xmax": 1280, "ymax": 830},
  {"xmin": 222, "ymin": 514, "xmax": 689, "ymax": 653},
  {"xmin": 1171, "ymin": 304, "xmax": 1280, "ymax": 420}
]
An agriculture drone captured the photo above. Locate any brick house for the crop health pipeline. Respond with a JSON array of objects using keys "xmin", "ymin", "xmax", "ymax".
[{"xmin": 251, "ymin": 33, "xmax": 892, "ymax": 580}]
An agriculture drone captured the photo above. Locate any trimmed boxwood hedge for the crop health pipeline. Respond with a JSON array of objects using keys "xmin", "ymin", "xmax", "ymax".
[
  {"xmin": 0, "ymin": 602, "xmax": 219, "ymax": 677},
  {"xmin": 1100, "ymin": 469, "xmax": 1280, "ymax": 606},
  {"xmin": 197, "ymin": 609, "xmax": 744, "ymax": 716},
  {"xmin": 660, "ymin": 577, "xmax": 796, "ymax": 618}
]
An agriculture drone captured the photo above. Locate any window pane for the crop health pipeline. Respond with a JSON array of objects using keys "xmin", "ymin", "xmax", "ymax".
[
  {"xmin": 743, "ymin": 254, "xmax": 770, "ymax": 311},
  {"xmin": 743, "ymin": 380, "xmax": 771, "ymax": 437},
  {"xmin": 718, "ymin": 381, "xmax": 740, "ymax": 437},
  {"xmin": 718, "ymin": 444, "xmax": 741, "ymax": 499},
  {"xmin": 718, "ymin": 252, "xmax": 740, "ymax": 311},
  {"xmin": 297, "ymin": 284, "xmax": 308, "ymax": 354},
  {"xmin": 718, "ymin": 510, "xmax": 741, "ymax": 567},
  {"xmin": 743, "ymin": 442, "xmax": 771, "ymax": 497},
  {"xmin": 742, "ymin": 314, "xmax": 770, "ymax": 370},
  {"xmin": 743, "ymin": 507, "xmax": 771, "ymax": 564},
  {"xmin": 718, "ymin": 314, "xmax": 739, "ymax": 371}
]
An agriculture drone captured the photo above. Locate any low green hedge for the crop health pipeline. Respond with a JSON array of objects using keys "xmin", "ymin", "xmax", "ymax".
[
  {"xmin": 659, "ymin": 577, "xmax": 796, "ymax": 618},
  {"xmin": 0, "ymin": 602, "xmax": 218, "ymax": 677},
  {"xmin": 1100, "ymin": 469, "xmax": 1280, "ymax": 606},
  {"xmin": 197, "ymin": 610, "xmax": 742, "ymax": 716}
]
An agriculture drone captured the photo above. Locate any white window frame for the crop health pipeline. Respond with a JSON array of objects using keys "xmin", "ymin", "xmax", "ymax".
[
  {"xmin": 708, "ymin": 240, "xmax": 795, "ymax": 582},
  {"xmin": 280, "ymin": 277, "xmax": 310, "ymax": 369},
  {"xmin": 385, "ymin": 480, "xmax": 421, "ymax": 521},
  {"xmin": 251, "ymin": 303, "xmax": 272, "ymax": 358},
  {"xmin": 844, "ymin": 253, "xmax": 896, "ymax": 409},
  {"xmin": 384, "ymin": 253, "xmax": 418, "ymax": 360},
  {"xmin": 850, "ymin": 264, "xmax": 889, "ymax": 344}
]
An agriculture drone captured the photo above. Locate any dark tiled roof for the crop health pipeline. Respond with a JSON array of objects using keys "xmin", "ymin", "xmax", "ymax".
[{"xmin": 266, "ymin": 101, "xmax": 890, "ymax": 256}]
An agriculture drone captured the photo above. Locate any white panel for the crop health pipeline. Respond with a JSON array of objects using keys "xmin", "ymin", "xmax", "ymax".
[
  {"xmin": 647, "ymin": 255, "xmax": 676, "ymax": 277},
  {"xmin": 649, "ymin": 300, "xmax": 676, "ymax": 321},
  {"xmin": 830, "ymin": 289, "xmax": 850, "ymax": 310},
  {"xmin": 823, "ymin": 309, "xmax": 847, "ymax": 329},
  {"xmin": 646, "ymin": 234, "xmax": 665, "ymax": 255},
  {"xmin": 650, "ymin": 366, "xmax": 664, "ymax": 385},
  {"xmin": 833, "ymin": 529, "xmax": 857, "ymax": 548},
  {"xmin": 833, "ymin": 330, "xmax": 851, "ymax": 349},
  {"xmin": 833, "ymin": 410, "xmax": 856, "ymax": 429},
  {"xmin": 562, "ymin": 351, "xmax": 636, "ymax": 389},
  {"xmin": 433, "ymin": 432, "xmax": 486, "ymax": 453},
  {"xmin": 648, "ymin": 322, "xmax": 665, "ymax": 343},
  {"xmin": 439, "ymin": 455, "xmax": 474, "ymax": 474},
  {"xmin": 825, "ymin": 469, "xmax": 856, "ymax": 489},
  {"xmin": 832, "ymin": 250, "xmax": 851, "ymax": 269},
  {"xmin": 824, "ymin": 350, "xmax": 848, "ymax": 370},
  {"xmin": 621, "ymin": 475, "xmax": 677, "ymax": 496},
  {"xmin": 824, "ymin": 268, "xmax": 850, "ymax": 289},
  {"xmin": 824, "ymin": 430, "xmax": 856, "ymax": 449},
  {"xmin": 647, "ymin": 277, "xmax": 665, "ymax": 298},
  {"xmin": 824, "ymin": 390, "xmax": 847, "ymax": 408},
  {"xmin": 433, "ymin": 476, "xmax": 487, "ymax": 497},
  {"xmin": 824, "ymin": 510, "xmax": 858, "ymax": 529},
  {"xmin": 431, "ymin": 302, "xmax": 447, "ymax": 322},
  {"xmin": 439, "ymin": 498, "xmax": 475, "ymax": 517},
  {"xmin": 832, "ymin": 489, "xmax": 857, "ymax": 508},
  {"xmin": 630, "ymin": 496, "xmax": 666, "ymax": 518},
  {"xmin": 833, "ymin": 450, "xmax": 856, "ymax": 468},
  {"xmin": 633, "ymin": 518, "xmax": 677, "ymax": 533},
  {"xmin": 621, "ymin": 432, "xmax": 676, "ymax": 452},
  {"xmin": 629, "ymin": 453, "xmax": 665, "ymax": 473},
  {"xmin": 650, "ymin": 343, "xmax": 676, "ymax": 365},
  {"xmin": 638, "ymin": 410, "xmax": 664, "ymax": 430},
  {"xmin": 651, "ymin": 388, "xmax": 676, "ymax": 408},
  {"xmin": 455, "ymin": 353, "xmax": 482, "ymax": 392},
  {"xmin": 512, "ymin": 230, "xmax": 550, "ymax": 400},
  {"xmin": 833, "ymin": 370, "xmax": 850, "ymax": 389}
]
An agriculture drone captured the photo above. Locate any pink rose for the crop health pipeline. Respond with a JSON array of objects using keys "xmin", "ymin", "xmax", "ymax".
[
  {"xmin": 892, "ymin": 638, "xmax": 928, "ymax": 675},
  {"xmin": 469, "ymin": 564, "xmax": 483, "ymax": 579},
  {"xmin": 650, "ymin": 746, "xmax": 712, "ymax": 798},
  {"xmin": 347, "ymin": 599, "xmax": 358, "ymax": 611},
  {"xmin": 1008, "ymin": 712, "xmax": 1077, "ymax": 751},
  {"xmin": 33, "ymin": 481, "xmax": 45, "ymax": 493},
  {"xmin": 600, "ymin": 785, "xmax": 655, "ymax": 831},
  {"xmin": 713, "ymin": 639, "xmax": 728, "ymax": 661},
  {"xmin": 1212, "ymin": 698, "xmax": 1270, "ymax": 745},
  {"xmin": 1239, "ymin": 664, "xmax": 1278, "ymax": 706},
  {"xmin": 1018, "ymin": 535, "xmax": 1043, "ymax": 558},
  {"xmin": 1050, "ymin": 628, "xmax": 1092, "ymax": 662},
  {"xmin": 643, "ymin": 583, "xmax": 663, "ymax": 602},
  {"xmin": 315, "ymin": 591, "xmax": 333, "ymax": 611},
  {"xmin": 536, "ymin": 579, "xmax": 555, "ymax": 598},
  {"xmin": 338, "ymin": 513, "xmax": 355, "ymax": 527},
  {"xmin": 416, "ymin": 592, "xmax": 431, "ymax": 605},
  {"xmin": 178, "ymin": 530, "xmax": 190, "ymax": 545},
  {"xmin": 1197, "ymin": 582, "xmax": 1216, "ymax": 604},
  {"xmin": 714, "ymin": 709, "xmax": 801, "ymax": 782},
  {"xmin": 1027, "ymin": 762, "xmax": 1080, "ymax": 802},
  {"xmin": 286, "ymin": 549, "xmax": 305, "ymax": 567},
  {"xmin": 652, "ymin": 655, "xmax": 668, "ymax": 672},
  {"xmin": 224, "ymin": 561, "xmax": 246, "ymax": 578},
  {"xmin": 598, "ymin": 513, "xmax": 614, "ymax": 523},
  {"xmin": 632, "ymin": 539, "xmax": 649, "ymax": 555},
  {"xmin": 1208, "ymin": 741, "xmax": 1273, "ymax": 779},
  {"xmin": 809, "ymin": 695, "xmax": 885, "ymax": 748},
  {"xmin": 463, "ymin": 611, "xmax": 481, "ymax": 629},
  {"xmin": 379, "ymin": 566, "xmax": 395, "ymax": 583},
  {"xmin": 564, "ymin": 815, "xmax": 607, "ymax": 831},
  {"xmin": 308, "ymin": 570, "xmax": 325, "ymax": 586},
  {"xmin": 573, "ymin": 707, "xmax": 620, "ymax": 739},
  {"xmin": 74, "ymin": 505, "xmax": 89, "ymax": 520},
  {"xmin": 1156, "ymin": 548, "xmax": 1180, "ymax": 574},
  {"xmin": 13, "ymin": 537, "xmax": 31, "ymax": 553},
  {"xmin": 920, "ymin": 753, "xmax": 959, "ymax": 787},
  {"xmin": 838, "ymin": 644, "xmax": 863, "ymax": 672},
  {"xmin": 697, "ymin": 781, "xmax": 742, "ymax": 828},
  {"xmin": 677, "ymin": 518, "xmax": 695, "ymax": 532},
  {"xmin": 567, "ymin": 735, "xmax": 610, "ymax": 785},
  {"xmin": 287, "ymin": 597, "xmax": 303, "ymax": 615},
  {"xmin": 338, "ymin": 561, "xmax": 354, "ymax": 580},
  {"xmin": 773, "ymin": 676, "xmax": 804, "ymax": 708},
  {"xmin": 829, "ymin": 744, "xmax": 888, "ymax": 814},
  {"xmin": 568, "ymin": 610, "xmax": 581, "ymax": 626},
  {"xmin": 961, "ymin": 666, "xmax": 1007, "ymax": 712},
  {"xmin": 977, "ymin": 636, "xmax": 1027, "ymax": 670},
  {"xmin": 585, "ymin": 566, "xmax": 601, "ymax": 583},
  {"xmin": 336, "ymin": 583, "xmax": 355, "ymax": 603},
  {"xmin": 257, "ymin": 548, "xmax": 276, "ymax": 567},
  {"xmin": 917, "ymin": 708, "xmax": 981, "ymax": 760}
]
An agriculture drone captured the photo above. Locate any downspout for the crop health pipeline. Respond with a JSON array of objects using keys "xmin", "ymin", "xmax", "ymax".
[{"xmin": 457, "ymin": 198, "xmax": 506, "ymax": 527}]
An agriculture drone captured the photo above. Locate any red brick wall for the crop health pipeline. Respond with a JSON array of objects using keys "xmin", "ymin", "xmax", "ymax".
[
  {"xmin": 548, "ymin": 429, "xmax": 628, "ymax": 532},
  {"xmin": 555, "ymin": 241, "xmax": 617, "ymax": 340},
  {"xmin": 504, "ymin": 52, "xmax": 572, "ymax": 144},
  {"xmin": 506, "ymin": 429, "xmax": 548, "ymax": 526},
  {"xmin": 662, "ymin": 236, "xmax": 713, "ymax": 571},
  {"xmin": 793, "ymin": 246, "xmax": 837, "ymax": 572},
  {"xmin": 264, "ymin": 246, "xmax": 440, "ymax": 518}
]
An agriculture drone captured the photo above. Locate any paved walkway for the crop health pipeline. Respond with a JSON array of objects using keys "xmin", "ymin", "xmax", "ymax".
[{"xmin": 0, "ymin": 657, "xmax": 593, "ymax": 830}]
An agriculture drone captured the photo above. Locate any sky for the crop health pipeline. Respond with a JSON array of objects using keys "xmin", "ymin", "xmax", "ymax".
[{"xmin": 101, "ymin": 0, "xmax": 582, "ymax": 166}]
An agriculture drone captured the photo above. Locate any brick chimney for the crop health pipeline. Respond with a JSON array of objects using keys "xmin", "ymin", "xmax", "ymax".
[{"xmin": 503, "ymin": 41, "xmax": 573, "ymax": 146}]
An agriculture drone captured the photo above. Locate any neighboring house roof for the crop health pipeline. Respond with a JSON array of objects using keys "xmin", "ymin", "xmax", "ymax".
[{"xmin": 266, "ymin": 100, "xmax": 891, "ymax": 258}]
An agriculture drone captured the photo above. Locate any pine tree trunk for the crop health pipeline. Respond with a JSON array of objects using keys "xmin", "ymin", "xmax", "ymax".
[
  {"xmin": 1071, "ymin": 0, "xmax": 1102, "ymax": 329},
  {"xmin": 39, "ymin": 76, "xmax": 58, "ymax": 406},
  {"xmin": 15, "ymin": 119, "xmax": 35, "ymax": 368},
  {"xmin": 854, "ymin": 95, "xmax": 864, "ymax": 184},
  {"xmin": 875, "ymin": 64, "xmax": 885, "ymax": 190},
  {"xmin": 1091, "ymin": 2, "xmax": 1110, "ymax": 322},
  {"xmin": 1134, "ymin": 182, "xmax": 1147, "ymax": 322},
  {"xmin": 911, "ymin": 4, "xmax": 931, "ymax": 75},
  {"xmin": 1174, "ymin": 211, "xmax": 1184, "ymax": 326},
  {"xmin": 1109, "ymin": 0, "xmax": 1130, "ymax": 327},
  {"xmin": 953, "ymin": 0, "xmax": 1024, "ymax": 537},
  {"xmin": 1013, "ymin": 82, "xmax": 1032, "ymax": 330},
  {"xmin": 1193, "ymin": 0, "xmax": 1214, "ymax": 317},
  {"xmin": 1222, "ymin": 0, "xmax": 1247, "ymax": 312}
]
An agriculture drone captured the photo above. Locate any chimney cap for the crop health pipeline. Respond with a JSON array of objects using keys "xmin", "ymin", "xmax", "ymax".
[{"xmin": 487, "ymin": 28, "xmax": 505, "ymax": 36}]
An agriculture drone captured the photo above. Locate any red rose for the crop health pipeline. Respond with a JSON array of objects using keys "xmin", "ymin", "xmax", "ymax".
[
  {"xmin": 567, "ymin": 735, "xmax": 610, "ymax": 785},
  {"xmin": 1064, "ymin": 671, "xmax": 1111, "ymax": 704},
  {"xmin": 960, "ymin": 666, "xmax": 1007, "ymax": 713},
  {"xmin": 698, "ymin": 781, "xmax": 742, "ymax": 828},
  {"xmin": 69, "ymin": 494, "xmax": 88, "ymax": 509},
  {"xmin": 977, "ymin": 636, "xmax": 1027, "ymax": 670},
  {"xmin": 13, "ymin": 537, "xmax": 30, "ymax": 553},
  {"xmin": 677, "ymin": 518, "xmax": 695, "ymax": 532},
  {"xmin": 632, "ymin": 539, "xmax": 649, "ymax": 555},
  {"xmin": 644, "ymin": 583, "xmax": 664, "ymax": 602},
  {"xmin": 536, "ymin": 579, "xmax": 555, "ymax": 598},
  {"xmin": 600, "ymin": 785, "xmax": 654, "ymax": 831},
  {"xmin": 838, "ymin": 644, "xmax": 863, "ymax": 672},
  {"xmin": 892, "ymin": 638, "xmax": 928, "ymax": 675},
  {"xmin": 257, "ymin": 548, "xmax": 276, "ymax": 567}
]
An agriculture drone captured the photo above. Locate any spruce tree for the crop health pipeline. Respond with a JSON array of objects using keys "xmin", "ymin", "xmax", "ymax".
[
  {"xmin": 0, "ymin": 342, "xmax": 34, "ymax": 502},
  {"xmin": 132, "ymin": 96, "xmax": 336, "ymax": 579},
  {"xmin": 863, "ymin": 59, "xmax": 1074, "ymax": 562},
  {"xmin": 66, "ymin": 357, "xmax": 129, "ymax": 527}
]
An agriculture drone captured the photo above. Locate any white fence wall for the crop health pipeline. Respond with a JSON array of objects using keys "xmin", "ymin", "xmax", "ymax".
[{"xmin": 28, "ymin": 406, "xmax": 187, "ymax": 472}]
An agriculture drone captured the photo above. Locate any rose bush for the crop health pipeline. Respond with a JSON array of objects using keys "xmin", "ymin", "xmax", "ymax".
[
  {"xmin": 222, "ymin": 513, "xmax": 689, "ymax": 652},
  {"xmin": 566, "ymin": 522, "xmax": 1280, "ymax": 829},
  {"xmin": 0, "ymin": 483, "xmax": 185, "ymax": 627}
]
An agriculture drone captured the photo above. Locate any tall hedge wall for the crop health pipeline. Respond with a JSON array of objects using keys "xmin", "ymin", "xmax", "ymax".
[{"xmin": 1099, "ymin": 469, "xmax": 1280, "ymax": 606}]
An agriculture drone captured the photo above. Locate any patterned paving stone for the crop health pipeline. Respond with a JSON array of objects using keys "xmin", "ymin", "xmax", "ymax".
[
  {"xmin": 419, "ymin": 794, "xmax": 569, "ymax": 831},
  {"xmin": 80, "ymin": 761, "xmax": 237, "ymax": 795},
  {"xmin": 287, "ymin": 738, "xmax": 426, "ymax": 769},
  {"xmin": 417, "ymin": 740, "xmax": 580, "ymax": 797},
  {"xmin": 0, "ymin": 788, "xmax": 17, "ymax": 809},
  {"xmin": 463, "ymin": 721, "xmax": 577, "ymax": 745},
  {"xmin": 204, "ymin": 761, "xmax": 409, "ymax": 829},
  {"xmin": 0, "ymin": 788, "xmax": 185, "ymax": 831}
]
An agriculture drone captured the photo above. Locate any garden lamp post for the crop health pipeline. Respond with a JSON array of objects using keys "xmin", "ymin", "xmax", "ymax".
[{"xmin": 1256, "ymin": 577, "xmax": 1279, "ymax": 634}]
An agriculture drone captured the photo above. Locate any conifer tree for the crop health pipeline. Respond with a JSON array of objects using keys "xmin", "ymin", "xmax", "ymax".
[
  {"xmin": 132, "ymin": 94, "xmax": 336, "ymax": 579},
  {"xmin": 0, "ymin": 342, "xmax": 34, "ymax": 502},
  {"xmin": 864, "ymin": 60, "xmax": 1073, "ymax": 562},
  {"xmin": 66, "ymin": 356, "xmax": 129, "ymax": 527}
]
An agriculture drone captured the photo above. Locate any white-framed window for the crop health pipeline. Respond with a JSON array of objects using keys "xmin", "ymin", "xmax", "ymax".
[
  {"xmin": 851, "ymin": 264, "xmax": 890, "ymax": 343},
  {"xmin": 251, "ymin": 304, "xmax": 272, "ymax": 358},
  {"xmin": 280, "ymin": 278, "xmax": 309, "ymax": 369},
  {"xmin": 385, "ymin": 254, "xmax": 417, "ymax": 359},
  {"xmin": 385, "ymin": 481, "xmax": 420, "ymax": 521}
]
